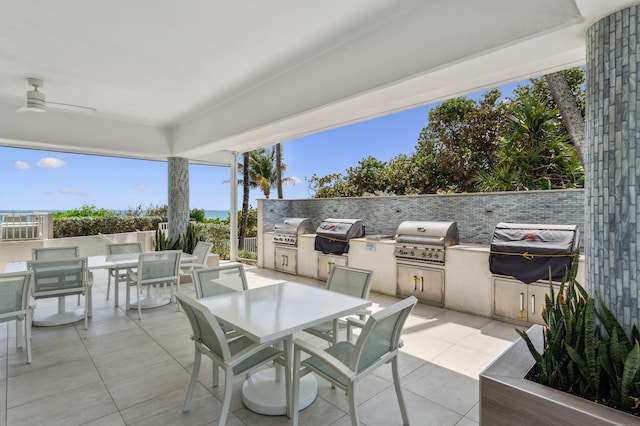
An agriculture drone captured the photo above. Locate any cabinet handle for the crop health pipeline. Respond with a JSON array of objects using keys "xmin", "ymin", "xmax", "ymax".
[
  {"xmin": 284, "ymin": 255, "xmax": 288, "ymax": 267},
  {"xmin": 519, "ymin": 292, "xmax": 525, "ymax": 312},
  {"xmin": 531, "ymin": 294, "xmax": 535, "ymax": 314},
  {"xmin": 420, "ymin": 277, "xmax": 424, "ymax": 292},
  {"xmin": 413, "ymin": 275, "xmax": 418, "ymax": 291}
]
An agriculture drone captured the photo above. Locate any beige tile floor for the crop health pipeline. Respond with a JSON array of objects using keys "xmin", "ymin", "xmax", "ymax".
[{"xmin": 0, "ymin": 264, "xmax": 523, "ymax": 426}]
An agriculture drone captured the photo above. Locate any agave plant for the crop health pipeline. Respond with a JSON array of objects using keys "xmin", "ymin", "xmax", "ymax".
[{"xmin": 517, "ymin": 255, "xmax": 640, "ymax": 414}]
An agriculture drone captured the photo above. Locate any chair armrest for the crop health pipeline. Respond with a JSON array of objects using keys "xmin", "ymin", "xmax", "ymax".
[
  {"xmin": 292, "ymin": 338, "xmax": 355, "ymax": 381},
  {"xmin": 346, "ymin": 317, "xmax": 366, "ymax": 342}
]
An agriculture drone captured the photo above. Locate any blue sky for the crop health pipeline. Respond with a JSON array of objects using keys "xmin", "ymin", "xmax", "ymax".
[{"xmin": 0, "ymin": 82, "xmax": 522, "ymax": 212}]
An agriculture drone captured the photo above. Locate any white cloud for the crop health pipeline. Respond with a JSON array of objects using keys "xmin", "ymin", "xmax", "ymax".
[
  {"xmin": 13, "ymin": 161, "xmax": 30, "ymax": 170},
  {"xmin": 133, "ymin": 184, "xmax": 146, "ymax": 190},
  {"xmin": 37, "ymin": 157, "xmax": 66, "ymax": 168},
  {"xmin": 285, "ymin": 175, "xmax": 303, "ymax": 186},
  {"xmin": 59, "ymin": 188, "xmax": 87, "ymax": 196}
]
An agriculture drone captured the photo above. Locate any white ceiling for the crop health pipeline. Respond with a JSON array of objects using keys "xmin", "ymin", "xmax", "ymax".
[{"xmin": 0, "ymin": 0, "xmax": 636, "ymax": 165}]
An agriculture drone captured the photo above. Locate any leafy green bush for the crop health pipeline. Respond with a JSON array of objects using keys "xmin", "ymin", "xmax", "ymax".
[
  {"xmin": 53, "ymin": 204, "xmax": 117, "ymax": 218},
  {"xmin": 54, "ymin": 216, "xmax": 165, "ymax": 237},
  {"xmin": 518, "ymin": 257, "xmax": 640, "ymax": 415}
]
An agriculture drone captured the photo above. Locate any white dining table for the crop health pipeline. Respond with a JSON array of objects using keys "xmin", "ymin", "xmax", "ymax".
[
  {"xmin": 4, "ymin": 251, "xmax": 197, "ymax": 324},
  {"xmin": 197, "ymin": 281, "xmax": 371, "ymax": 416}
]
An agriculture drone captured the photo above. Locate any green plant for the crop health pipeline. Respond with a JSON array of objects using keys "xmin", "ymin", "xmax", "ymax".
[
  {"xmin": 518, "ymin": 256, "xmax": 640, "ymax": 415},
  {"xmin": 154, "ymin": 222, "xmax": 204, "ymax": 253}
]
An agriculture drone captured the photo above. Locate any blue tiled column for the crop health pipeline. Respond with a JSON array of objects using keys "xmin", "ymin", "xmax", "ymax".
[
  {"xmin": 168, "ymin": 157, "xmax": 189, "ymax": 242},
  {"xmin": 586, "ymin": 5, "xmax": 639, "ymax": 333}
]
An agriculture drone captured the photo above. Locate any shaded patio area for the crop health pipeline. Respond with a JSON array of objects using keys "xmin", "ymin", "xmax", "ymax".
[{"xmin": 0, "ymin": 265, "xmax": 521, "ymax": 425}]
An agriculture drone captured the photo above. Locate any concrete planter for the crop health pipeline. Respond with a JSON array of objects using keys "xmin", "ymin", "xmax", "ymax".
[{"xmin": 479, "ymin": 324, "xmax": 639, "ymax": 425}]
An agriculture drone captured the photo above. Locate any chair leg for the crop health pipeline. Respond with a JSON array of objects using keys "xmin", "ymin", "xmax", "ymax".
[
  {"xmin": 16, "ymin": 317, "xmax": 23, "ymax": 348},
  {"xmin": 218, "ymin": 369, "xmax": 233, "ymax": 426},
  {"xmin": 212, "ymin": 364, "xmax": 219, "ymax": 387},
  {"xmin": 137, "ymin": 284, "xmax": 142, "ymax": 320},
  {"xmin": 284, "ymin": 336, "xmax": 292, "ymax": 418},
  {"xmin": 391, "ymin": 357, "xmax": 410, "ymax": 425},
  {"xmin": 291, "ymin": 347, "xmax": 301, "ymax": 426},
  {"xmin": 106, "ymin": 270, "xmax": 112, "ymax": 300},
  {"xmin": 184, "ymin": 350, "xmax": 202, "ymax": 412},
  {"xmin": 348, "ymin": 383, "xmax": 359, "ymax": 426},
  {"xmin": 26, "ymin": 310, "xmax": 32, "ymax": 364}
]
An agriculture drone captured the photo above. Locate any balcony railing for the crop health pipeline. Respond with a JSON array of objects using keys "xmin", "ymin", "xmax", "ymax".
[{"xmin": 0, "ymin": 213, "xmax": 50, "ymax": 240}]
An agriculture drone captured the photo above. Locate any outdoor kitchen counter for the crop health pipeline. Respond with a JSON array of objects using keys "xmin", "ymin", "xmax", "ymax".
[{"xmin": 445, "ymin": 244, "xmax": 585, "ymax": 318}]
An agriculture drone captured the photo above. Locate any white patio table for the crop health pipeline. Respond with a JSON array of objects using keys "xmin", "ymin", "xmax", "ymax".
[
  {"xmin": 4, "ymin": 251, "xmax": 196, "ymax": 325},
  {"xmin": 197, "ymin": 281, "xmax": 371, "ymax": 416}
]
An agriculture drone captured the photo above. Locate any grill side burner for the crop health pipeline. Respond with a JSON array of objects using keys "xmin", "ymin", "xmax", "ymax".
[
  {"xmin": 314, "ymin": 218, "xmax": 365, "ymax": 255},
  {"xmin": 489, "ymin": 223, "xmax": 580, "ymax": 284}
]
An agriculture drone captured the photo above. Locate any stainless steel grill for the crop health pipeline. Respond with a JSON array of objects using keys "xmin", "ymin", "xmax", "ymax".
[
  {"xmin": 272, "ymin": 218, "xmax": 314, "ymax": 246},
  {"xmin": 314, "ymin": 218, "xmax": 365, "ymax": 255},
  {"xmin": 489, "ymin": 222, "xmax": 580, "ymax": 283},
  {"xmin": 393, "ymin": 221, "xmax": 459, "ymax": 264},
  {"xmin": 394, "ymin": 221, "xmax": 458, "ymax": 307}
]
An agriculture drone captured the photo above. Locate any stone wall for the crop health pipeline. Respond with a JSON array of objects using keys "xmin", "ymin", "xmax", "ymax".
[{"xmin": 262, "ymin": 189, "xmax": 584, "ymax": 245}]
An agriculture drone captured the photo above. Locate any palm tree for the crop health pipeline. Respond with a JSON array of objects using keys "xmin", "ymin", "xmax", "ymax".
[
  {"xmin": 276, "ymin": 143, "xmax": 283, "ymax": 199},
  {"xmin": 239, "ymin": 151, "xmax": 250, "ymax": 250},
  {"xmin": 247, "ymin": 146, "xmax": 293, "ymax": 199}
]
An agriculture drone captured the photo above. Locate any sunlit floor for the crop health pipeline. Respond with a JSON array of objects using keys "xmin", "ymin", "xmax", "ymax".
[{"xmin": 0, "ymin": 264, "xmax": 522, "ymax": 426}]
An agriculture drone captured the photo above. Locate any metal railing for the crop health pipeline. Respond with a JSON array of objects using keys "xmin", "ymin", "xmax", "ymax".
[
  {"xmin": 240, "ymin": 237, "xmax": 257, "ymax": 253},
  {"xmin": 0, "ymin": 213, "xmax": 49, "ymax": 240}
]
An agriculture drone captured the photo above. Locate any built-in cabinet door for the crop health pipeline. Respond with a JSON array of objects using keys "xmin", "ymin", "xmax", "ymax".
[
  {"xmin": 317, "ymin": 254, "xmax": 347, "ymax": 281},
  {"xmin": 397, "ymin": 264, "xmax": 444, "ymax": 306},
  {"xmin": 527, "ymin": 283, "xmax": 552, "ymax": 325},
  {"xmin": 493, "ymin": 276, "xmax": 557, "ymax": 325},
  {"xmin": 274, "ymin": 247, "xmax": 297, "ymax": 275},
  {"xmin": 493, "ymin": 277, "xmax": 528, "ymax": 322}
]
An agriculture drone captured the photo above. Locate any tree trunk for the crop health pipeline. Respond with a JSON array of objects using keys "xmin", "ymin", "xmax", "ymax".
[
  {"xmin": 545, "ymin": 71, "xmax": 586, "ymax": 167},
  {"xmin": 239, "ymin": 152, "xmax": 250, "ymax": 250},
  {"xmin": 276, "ymin": 143, "xmax": 283, "ymax": 199}
]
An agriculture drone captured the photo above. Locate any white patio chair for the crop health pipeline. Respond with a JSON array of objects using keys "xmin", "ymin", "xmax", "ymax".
[
  {"xmin": 303, "ymin": 265, "xmax": 374, "ymax": 345},
  {"xmin": 0, "ymin": 271, "xmax": 34, "ymax": 363},
  {"xmin": 32, "ymin": 246, "xmax": 88, "ymax": 305},
  {"xmin": 106, "ymin": 242, "xmax": 142, "ymax": 302},
  {"xmin": 180, "ymin": 241, "xmax": 214, "ymax": 277},
  {"xmin": 291, "ymin": 296, "xmax": 417, "ymax": 426},
  {"xmin": 27, "ymin": 257, "xmax": 92, "ymax": 330},
  {"xmin": 175, "ymin": 292, "xmax": 287, "ymax": 426},
  {"xmin": 126, "ymin": 250, "xmax": 182, "ymax": 320},
  {"xmin": 32, "ymin": 246, "xmax": 80, "ymax": 260},
  {"xmin": 192, "ymin": 264, "xmax": 249, "ymax": 376}
]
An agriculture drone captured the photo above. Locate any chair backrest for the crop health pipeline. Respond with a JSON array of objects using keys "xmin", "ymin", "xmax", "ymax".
[
  {"xmin": 32, "ymin": 246, "xmax": 79, "ymax": 260},
  {"xmin": 351, "ymin": 296, "xmax": 417, "ymax": 373},
  {"xmin": 27, "ymin": 258, "xmax": 88, "ymax": 297},
  {"xmin": 175, "ymin": 292, "xmax": 231, "ymax": 361},
  {"xmin": 326, "ymin": 265, "xmax": 374, "ymax": 299},
  {"xmin": 137, "ymin": 250, "xmax": 182, "ymax": 284},
  {"xmin": 192, "ymin": 264, "xmax": 248, "ymax": 298},
  {"xmin": 107, "ymin": 242, "xmax": 143, "ymax": 255},
  {"xmin": 191, "ymin": 241, "xmax": 214, "ymax": 265},
  {"xmin": 0, "ymin": 271, "xmax": 32, "ymax": 322}
]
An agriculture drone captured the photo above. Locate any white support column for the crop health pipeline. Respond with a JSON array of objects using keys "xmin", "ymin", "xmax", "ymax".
[{"xmin": 229, "ymin": 152, "xmax": 238, "ymax": 261}]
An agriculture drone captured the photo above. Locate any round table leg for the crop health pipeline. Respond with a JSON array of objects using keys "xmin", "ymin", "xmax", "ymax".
[{"xmin": 242, "ymin": 368, "xmax": 317, "ymax": 416}]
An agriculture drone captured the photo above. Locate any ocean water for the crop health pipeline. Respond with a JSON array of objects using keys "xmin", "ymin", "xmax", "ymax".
[
  {"xmin": 205, "ymin": 210, "xmax": 229, "ymax": 220},
  {"xmin": 1, "ymin": 209, "xmax": 230, "ymax": 220}
]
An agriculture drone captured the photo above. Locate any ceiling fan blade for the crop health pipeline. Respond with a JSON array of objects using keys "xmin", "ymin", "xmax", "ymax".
[{"xmin": 48, "ymin": 101, "xmax": 97, "ymax": 114}]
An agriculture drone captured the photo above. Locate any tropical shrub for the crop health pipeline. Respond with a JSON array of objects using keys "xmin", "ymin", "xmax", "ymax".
[{"xmin": 518, "ymin": 258, "xmax": 640, "ymax": 416}]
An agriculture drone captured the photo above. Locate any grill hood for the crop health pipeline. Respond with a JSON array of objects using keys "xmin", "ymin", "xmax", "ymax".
[
  {"xmin": 395, "ymin": 221, "xmax": 459, "ymax": 248},
  {"xmin": 489, "ymin": 222, "xmax": 580, "ymax": 284},
  {"xmin": 314, "ymin": 218, "xmax": 365, "ymax": 255}
]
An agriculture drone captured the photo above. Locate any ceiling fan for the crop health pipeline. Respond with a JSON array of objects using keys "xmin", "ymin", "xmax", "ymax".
[{"xmin": 17, "ymin": 78, "xmax": 97, "ymax": 114}]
